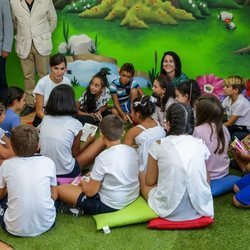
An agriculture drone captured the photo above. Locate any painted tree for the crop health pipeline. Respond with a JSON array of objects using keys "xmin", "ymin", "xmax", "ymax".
[{"xmin": 79, "ymin": 0, "xmax": 194, "ymax": 29}]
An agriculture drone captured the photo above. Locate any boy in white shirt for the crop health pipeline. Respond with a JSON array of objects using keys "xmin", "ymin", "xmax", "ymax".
[
  {"xmin": 0, "ymin": 125, "xmax": 57, "ymax": 237},
  {"xmin": 56, "ymin": 114, "xmax": 140, "ymax": 215},
  {"xmin": 222, "ymin": 75, "xmax": 250, "ymax": 139}
]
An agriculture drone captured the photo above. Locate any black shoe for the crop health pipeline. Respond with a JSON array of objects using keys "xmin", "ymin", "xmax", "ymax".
[
  {"xmin": 57, "ymin": 202, "xmax": 84, "ymax": 217},
  {"xmin": 20, "ymin": 106, "xmax": 35, "ymax": 117}
]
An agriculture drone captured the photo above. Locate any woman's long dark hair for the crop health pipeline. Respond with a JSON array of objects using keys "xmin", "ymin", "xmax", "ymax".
[
  {"xmin": 195, "ymin": 94, "xmax": 225, "ymax": 154},
  {"xmin": 84, "ymin": 68, "xmax": 109, "ymax": 113},
  {"xmin": 154, "ymin": 75, "xmax": 175, "ymax": 112}
]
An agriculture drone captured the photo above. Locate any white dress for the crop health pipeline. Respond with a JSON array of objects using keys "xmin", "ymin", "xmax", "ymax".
[{"xmin": 135, "ymin": 121, "xmax": 166, "ymax": 171}]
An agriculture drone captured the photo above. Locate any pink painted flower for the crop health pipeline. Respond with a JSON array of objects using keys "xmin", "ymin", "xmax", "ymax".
[{"xmin": 196, "ymin": 74, "xmax": 224, "ymax": 99}]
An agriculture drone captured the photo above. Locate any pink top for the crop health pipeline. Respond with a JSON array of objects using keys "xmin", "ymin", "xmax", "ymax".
[{"xmin": 193, "ymin": 123, "xmax": 230, "ymax": 180}]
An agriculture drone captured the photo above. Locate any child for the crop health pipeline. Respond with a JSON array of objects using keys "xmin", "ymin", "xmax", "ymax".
[
  {"xmin": 124, "ymin": 96, "xmax": 166, "ymax": 171},
  {"xmin": 33, "ymin": 53, "xmax": 71, "ymax": 126},
  {"xmin": 193, "ymin": 95, "xmax": 240, "ymax": 196},
  {"xmin": 56, "ymin": 114, "xmax": 140, "ymax": 215},
  {"xmin": 0, "ymin": 103, "xmax": 14, "ymax": 165},
  {"xmin": 151, "ymin": 75, "xmax": 176, "ymax": 127},
  {"xmin": 76, "ymin": 68, "xmax": 111, "ymax": 125},
  {"xmin": 0, "ymin": 125, "xmax": 57, "ymax": 237},
  {"xmin": 222, "ymin": 75, "xmax": 250, "ymax": 139},
  {"xmin": 140, "ymin": 103, "xmax": 214, "ymax": 221},
  {"xmin": 39, "ymin": 84, "xmax": 106, "ymax": 177},
  {"xmin": 175, "ymin": 79, "xmax": 201, "ymax": 107},
  {"xmin": 110, "ymin": 63, "xmax": 143, "ymax": 122},
  {"xmin": 0, "ymin": 87, "xmax": 25, "ymax": 135},
  {"xmin": 233, "ymin": 173, "xmax": 250, "ymax": 208}
]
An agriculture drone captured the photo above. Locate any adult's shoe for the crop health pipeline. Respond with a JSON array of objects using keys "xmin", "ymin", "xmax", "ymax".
[{"xmin": 20, "ymin": 106, "xmax": 35, "ymax": 117}]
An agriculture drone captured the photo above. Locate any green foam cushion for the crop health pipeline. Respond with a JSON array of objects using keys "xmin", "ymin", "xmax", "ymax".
[{"xmin": 93, "ymin": 196, "xmax": 158, "ymax": 230}]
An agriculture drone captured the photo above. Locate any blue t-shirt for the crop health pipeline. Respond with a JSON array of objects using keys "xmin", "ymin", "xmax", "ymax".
[
  {"xmin": 0, "ymin": 108, "xmax": 20, "ymax": 135},
  {"xmin": 109, "ymin": 78, "xmax": 139, "ymax": 104}
]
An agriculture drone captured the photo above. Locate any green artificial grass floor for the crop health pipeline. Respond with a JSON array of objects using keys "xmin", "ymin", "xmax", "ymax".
[{"xmin": 1, "ymin": 175, "xmax": 249, "ymax": 250}]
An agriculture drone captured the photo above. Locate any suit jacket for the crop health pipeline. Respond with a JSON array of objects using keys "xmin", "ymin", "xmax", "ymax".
[
  {"xmin": 0, "ymin": 0, "xmax": 13, "ymax": 54},
  {"xmin": 10, "ymin": 0, "xmax": 57, "ymax": 59}
]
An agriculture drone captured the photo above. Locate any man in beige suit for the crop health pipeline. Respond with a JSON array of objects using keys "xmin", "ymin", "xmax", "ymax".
[{"xmin": 10, "ymin": 0, "xmax": 57, "ymax": 116}]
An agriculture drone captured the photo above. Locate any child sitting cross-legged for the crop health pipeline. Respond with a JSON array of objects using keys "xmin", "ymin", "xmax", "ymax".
[
  {"xmin": 124, "ymin": 95, "xmax": 166, "ymax": 172},
  {"xmin": 140, "ymin": 103, "xmax": 214, "ymax": 221},
  {"xmin": 0, "ymin": 125, "xmax": 57, "ymax": 237},
  {"xmin": 55, "ymin": 114, "xmax": 140, "ymax": 216}
]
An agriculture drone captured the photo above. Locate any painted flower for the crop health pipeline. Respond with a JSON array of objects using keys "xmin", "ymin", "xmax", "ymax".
[{"xmin": 196, "ymin": 74, "xmax": 224, "ymax": 99}]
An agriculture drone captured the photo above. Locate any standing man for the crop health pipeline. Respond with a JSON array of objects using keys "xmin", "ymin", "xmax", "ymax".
[
  {"xmin": 0, "ymin": 0, "xmax": 13, "ymax": 102},
  {"xmin": 10, "ymin": 0, "xmax": 57, "ymax": 116}
]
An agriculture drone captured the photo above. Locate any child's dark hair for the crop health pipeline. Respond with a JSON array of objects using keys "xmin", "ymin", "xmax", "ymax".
[
  {"xmin": 11, "ymin": 125, "xmax": 39, "ymax": 157},
  {"xmin": 176, "ymin": 80, "xmax": 201, "ymax": 107},
  {"xmin": 45, "ymin": 85, "xmax": 77, "ymax": 116},
  {"xmin": 132, "ymin": 95, "xmax": 155, "ymax": 119},
  {"xmin": 160, "ymin": 51, "xmax": 182, "ymax": 77},
  {"xmin": 4, "ymin": 87, "xmax": 24, "ymax": 107},
  {"xmin": 120, "ymin": 63, "xmax": 135, "ymax": 76},
  {"xmin": 99, "ymin": 114, "xmax": 124, "ymax": 141},
  {"xmin": 166, "ymin": 103, "xmax": 194, "ymax": 135},
  {"xmin": 84, "ymin": 68, "xmax": 110, "ymax": 113},
  {"xmin": 195, "ymin": 94, "xmax": 226, "ymax": 154},
  {"xmin": 50, "ymin": 53, "xmax": 67, "ymax": 67},
  {"xmin": 224, "ymin": 75, "xmax": 245, "ymax": 94},
  {"xmin": 0, "ymin": 102, "xmax": 5, "ymax": 115},
  {"xmin": 154, "ymin": 75, "xmax": 175, "ymax": 111}
]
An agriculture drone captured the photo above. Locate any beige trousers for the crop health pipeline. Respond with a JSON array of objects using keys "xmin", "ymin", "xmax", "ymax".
[{"xmin": 20, "ymin": 43, "xmax": 49, "ymax": 107}]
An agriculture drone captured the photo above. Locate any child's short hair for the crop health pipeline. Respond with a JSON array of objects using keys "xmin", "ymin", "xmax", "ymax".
[
  {"xmin": 99, "ymin": 114, "xmax": 124, "ymax": 141},
  {"xmin": 224, "ymin": 75, "xmax": 245, "ymax": 93},
  {"xmin": 120, "ymin": 63, "xmax": 135, "ymax": 76},
  {"xmin": 11, "ymin": 125, "xmax": 39, "ymax": 157},
  {"xmin": 4, "ymin": 87, "xmax": 24, "ymax": 107},
  {"xmin": 50, "ymin": 53, "xmax": 67, "ymax": 67},
  {"xmin": 45, "ymin": 84, "xmax": 77, "ymax": 116},
  {"xmin": 0, "ymin": 102, "xmax": 5, "ymax": 115}
]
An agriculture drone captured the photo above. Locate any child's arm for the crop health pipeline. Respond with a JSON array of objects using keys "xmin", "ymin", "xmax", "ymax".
[
  {"xmin": 236, "ymin": 149, "xmax": 250, "ymax": 161},
  {"xmin": 0, "ymin": 187, "xmax": 7, "ymax": 200},
  {"xmin": 80, "ymin": 178, "xmax": 101, "ymax": 197},
  {"xmin": 71, "ymin": 131, "xmax": 82, "ymax": 157},
  {"xmin": 0, "ymin": 135, "xmax": 14, "ymax": 160},
  {"xmin": 124, "ymin": 126, "xmax": 141, "ymax": 146},
  {"xmin": 111, "ymin": 94, "xmax": 127, "ymax": 121},
  {"xmin": 51, "ymin": 186, "xmax": 58, "ymax": 201},
  {"xmin": 146, "ymin": 154, "xmax": 158, "ymax": 186},
  {"xmin": 35, "ymin": 94, "xmax": 45, "ymax": 119},
  {"xmin": 224, "ymin": 115, "xmax": 239, "ymax": 126}
]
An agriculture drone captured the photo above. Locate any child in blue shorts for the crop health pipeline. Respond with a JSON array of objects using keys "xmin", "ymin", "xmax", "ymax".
[
  {"xmin": 233, "ymin": 173, "xmax": 250, "ymax": 208},
  {"xmin": 110, "ymin": 63, "xmax": 143, "ymax": 122}
]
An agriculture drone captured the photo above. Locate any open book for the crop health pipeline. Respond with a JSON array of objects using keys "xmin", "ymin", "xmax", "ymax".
[{"xmin": 80, "ymin": 123, "xmax": 98, "ymax": 142}]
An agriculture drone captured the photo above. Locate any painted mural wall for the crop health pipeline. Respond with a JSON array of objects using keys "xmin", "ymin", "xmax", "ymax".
[{"xmin": 7, "ymin": 0, "xmax": 250, "ymax": 91}]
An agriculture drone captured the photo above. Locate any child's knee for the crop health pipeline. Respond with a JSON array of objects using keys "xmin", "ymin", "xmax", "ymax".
[{"xmin": 233, "ymin": 184, "xmax": 240, "ymax": 193}]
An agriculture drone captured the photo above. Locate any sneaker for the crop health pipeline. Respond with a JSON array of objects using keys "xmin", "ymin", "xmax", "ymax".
[
  {"xmin": 20, "ymin": 106, "xmax": 35, "ymax": 117},
  {"xmin": 57, "ymin": 202, "xmax": 84, "ymax": 217}
]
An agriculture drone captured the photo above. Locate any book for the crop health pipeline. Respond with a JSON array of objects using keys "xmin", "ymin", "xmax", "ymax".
[
  {"xmin": 80, "ymin": 123, "xmax": 98, "ymax": 141},
  {"xmin": 71, "ymin": 176, "xmax": 90, "ymax": 186}
]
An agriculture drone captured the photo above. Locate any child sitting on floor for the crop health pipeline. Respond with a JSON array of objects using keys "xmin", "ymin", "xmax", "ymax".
[
  {"xmin": 151, "ymin": 75, "xmax": 176, "ymax": 128},
  {"xmin": 0, "ymin": 87, "xmax": 25, "ymax": 135},
  {"xmin": 193, "ymin": 95, "xmax": 240, "ymax": 196},
  {"xmin": 0, "ymin": 125, "xmax": 57, "ymax": 237},
  {"xmin": 76, "ymin": 68, "xmax": 111, "ymax": 126},
  {"xmin": 56, "ymin": 114, "xmax": 140, "ymax": 215},
  {"xmin": 0, "ymin": 103, "xmax": 14, "ymax": 165},
  {"xmin": 124, "ymin": 95, "xmax": 166, "ymax": 171},
  {"xmin": 222, "ymin": 75, "xmax": 250, "ymax": 140},
  {"xmin": 140, "ymin": 103, "xmax": 214, "ymax": 221},
  {"xmin": 110, "ymin": 63, "xmax": 143, "ymax": 122},
  {"xmin": 39, "ymin": 84, "xmax": 106, "ymax": 177}
]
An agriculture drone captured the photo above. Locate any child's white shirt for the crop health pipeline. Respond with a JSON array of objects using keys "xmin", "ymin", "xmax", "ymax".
[
  {"xmin": 39, "ymin": 115, "xmax": 83, "ymax": 175},
  {"xmin": 33, "ymin": 75, "xmax": 71, "ymax": 107},
  {"xmin": 0, "ymin": 155, "xmax": 57, "ymax": 237},
  {"xmin": 148, "ymin": 135, "xmax": 214, "ymax": 220},
  {"xmin": 90, "ymin": 144, "xmax": 140, "ymax": 210},
  {"xmin": 222, "ymin": 94, "xmax": 250, "ymax": 127}
]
